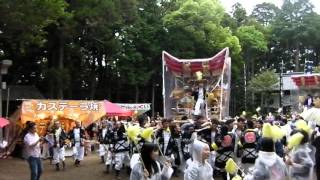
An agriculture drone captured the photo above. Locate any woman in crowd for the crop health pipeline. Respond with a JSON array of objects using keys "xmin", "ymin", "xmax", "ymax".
[
  {"xmin": 184, "ymin": 139, "xmax": 213, "ymax": 180},
  {"xmin": 130, "ymin": 143, "xmax": 172, "ymax": 180},
  {"xmin": 198, "ymin": 119, "xmax": 219, "ymax": 171}
]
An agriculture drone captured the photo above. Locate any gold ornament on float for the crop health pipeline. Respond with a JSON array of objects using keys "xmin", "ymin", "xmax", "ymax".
[
  {"xmin": 182, "ymin": 62, "xmax": 191, "ymax": 76},
  {"xmin": 202, "ymin": 61, "xmax": 210, "ymax": 75},
  {"xmin": 170, "ymin": 88, "xmax": 185, "ymax": 100}
]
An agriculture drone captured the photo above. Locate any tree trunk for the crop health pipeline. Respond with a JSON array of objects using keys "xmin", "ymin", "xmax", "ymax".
[
  {"xmin": 294, "ymin": 42, "xmax": 300, "ymax": 72},
  {"xmin": 260, "ymin": 93, "xmax": 264, "ymax": 109},
  {"xmin": 89, "ymin": 72, "xmax": 97, "ymax": 100},
  {"xmin": 135, "ymin": 85, "xmax": 139, "ymax": 103},
  {"xmin": 57, "ymin": 33, "xmax": 64, "ymax": 99}
]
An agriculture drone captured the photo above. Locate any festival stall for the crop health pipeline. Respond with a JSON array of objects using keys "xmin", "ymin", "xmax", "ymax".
[
  {"xmin": 162, "ymin": 48, "xmax": 231, "ymax": 120},
  {"xmin": 21, "ymin": 100, "xmax": 106, "ymax": 136}
]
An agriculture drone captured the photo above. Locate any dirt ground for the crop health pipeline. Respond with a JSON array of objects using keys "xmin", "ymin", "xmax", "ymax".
[{"xmin": 0, "ymin": 155, "xmax": 183, "ymax": 180}]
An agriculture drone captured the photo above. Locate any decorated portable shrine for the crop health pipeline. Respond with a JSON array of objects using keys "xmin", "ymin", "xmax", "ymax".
[{"xmin": 162, "ymin": 48, "xmax": 231, "ymax": 120}]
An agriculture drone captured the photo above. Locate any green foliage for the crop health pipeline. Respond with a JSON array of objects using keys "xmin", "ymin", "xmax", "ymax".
[
  {"xmin": 0, "ymin": 0, "xmax": 69, "ymax": 47},
  {"xmin": 163, "ymin": 0, "xmax": 241, "ymax": 57},
  {"xmin": 248, "ymin": 70, "xmax": 279, "ymax": 92},
  {"xmin": 232, "ymin": 3, "xmax": 247, "ymax": 26},
  {"xmin": 236, "ymin": 26, "xmax": 268, "ymax": 54},
  {"xmin": 251, "ymin": 2, "xmax": 279, "ymax": 26}
]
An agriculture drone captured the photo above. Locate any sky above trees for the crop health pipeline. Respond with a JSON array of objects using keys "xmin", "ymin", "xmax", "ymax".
[{"xmin": 222, "ymin": 0, "xmax": 320, "ymax": 14}]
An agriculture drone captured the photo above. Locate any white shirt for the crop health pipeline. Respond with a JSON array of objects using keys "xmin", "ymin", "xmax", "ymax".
[
  {"xmin": 198, "ymin": 88, "xmax": 204, "ymax": 100},
  {"xmin": 163, "ymin": 131, "xmax": 170, "ymax": 153},
  {"xmin": 74, "ymin": 128, "xmax": 81, "ymax": 142},
  {"xmin": 55, "ymin": 128, "xmax": 62, "ymax": 145},
  {"xmin": 211, "ymin": 131, "xmax": 216, "ymax": 144},
  {"xmin": 102, "ymin": 128, "xmax": 107, "ymax": 139},
  {"xmin": 24, "ymin": 132, "xmax": 41, "ymax": 158},
  {"xmin": 307, "ymin": 98, "xmax": 312, "ymax": 106}
]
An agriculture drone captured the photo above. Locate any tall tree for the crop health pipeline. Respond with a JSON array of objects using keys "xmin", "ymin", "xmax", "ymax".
[
  {"xmin": 163, "ymin": 0, "xmax": 241, "ymax": 58},
  {"xmin": 248, "ymin": 70, "xmax": 279, "ymax": 108},
  {"xmin": 232, "ymin": 2, "xmax": 247, "ymax": 26},
  {"xmin": 272, "ymin": 0, "xmax": 315, "ymax": 71},
  {"xmin": 251, "ymin": 2, "xmax": 279, "ymax": 26}
]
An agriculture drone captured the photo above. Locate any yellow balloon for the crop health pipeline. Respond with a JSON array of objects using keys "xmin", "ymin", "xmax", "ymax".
[
  {"xmin": 262, "ymin": 123, "xmax": 285, "ymax": 141},
  {"xmin": 262, "ymin": 123, "xmax": 273, "ymax": 138},
  {"xmin": 211, "ymin": 143, "xmax": 218, "ymax": 151},
  {"xmin": 232, "ymin": 175, "xmax": 242, "ymax": 180},
  {"xmin": 287, "ymin": 132, "xmax": 304, "ymax": 149},
  {"xmin": 271, "ymin": 125, "xmax": 285, "ymax": 141},
  {"xmin": 141, "ymin": 127, "xmax": 154, "ymax": 142},
  {"xmin": 225, "ymin": 158, "xmax": 238, "ymax": 175},
  {"xmin": 127, "ymin": 125, "xmax": 141, "ymax": 143},
  {"xmin": 295, "ymin": 120, "xmax": 311, "ymax": 134}
]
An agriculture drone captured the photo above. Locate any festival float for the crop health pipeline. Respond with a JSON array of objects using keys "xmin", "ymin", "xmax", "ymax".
[{"xmin": 162, "ymin": 48, "xmax": 231, "ymax": 120}]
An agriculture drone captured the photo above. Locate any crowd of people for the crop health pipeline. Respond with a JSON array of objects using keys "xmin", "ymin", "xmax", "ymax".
[{"xmin": 21, "ymin": 111, "xmax": 320, "ymax": 180}]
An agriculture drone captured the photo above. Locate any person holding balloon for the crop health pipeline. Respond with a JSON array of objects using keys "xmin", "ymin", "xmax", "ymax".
[
  {"xmin": 130, "ymin": 142, "xmax": 172, "ymax": 180},
  {"xmin": 285, "ymin": 120, "xmax": 315, "ymax": 180},
  {"xmin": 128, "ymin": 124, "xmax": 173, "ymax": 180}
]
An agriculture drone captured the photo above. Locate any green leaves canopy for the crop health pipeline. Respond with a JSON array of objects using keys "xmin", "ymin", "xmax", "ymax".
[{"xmin": 248, "ymin": 70, "xmax": 279, "ymax": 92}]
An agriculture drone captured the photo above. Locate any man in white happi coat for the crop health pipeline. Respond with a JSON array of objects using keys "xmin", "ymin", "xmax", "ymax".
[
  {"xmin": 69, "ymin": 121, "xmax": 86, "ymax": 166},
  {"xmin": 52, "ymin": 121, "xmax": 67, "ymax": 171},
  {"xmin": 98, "ymin": 120, "xmax": 113, "ymax": 173}
]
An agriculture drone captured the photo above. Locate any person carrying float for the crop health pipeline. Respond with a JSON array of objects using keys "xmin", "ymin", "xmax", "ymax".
[
  {"xmin": 155, "ymin": 119, "xmax": 178, "ymax": 173},
  {"xmin": 239, "ymin": 120, "xmax": 258, "ymax": 173},
  {"xmin": 112, "ymin": 121, "xmax": 131, "ymax": 179},
  {"xmin": 69, "ymin": 121, "xmax": 86, "ymax": 166},
  {"xmin": 52, "ymin": 120, "xmax": 68, "ymax": 171},
  {"xmin": 212, "ymin": 125, "xmax": 235, "ymax": 180},
  {"xmin": 97, "ymin": 120, "xmax": 113, "ymax": 173}
]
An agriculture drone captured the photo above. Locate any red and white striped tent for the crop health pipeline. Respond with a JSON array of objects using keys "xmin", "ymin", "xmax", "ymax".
[{"xmin": 291, "ymin": 75, "xmax": 320, "ymax": 87}]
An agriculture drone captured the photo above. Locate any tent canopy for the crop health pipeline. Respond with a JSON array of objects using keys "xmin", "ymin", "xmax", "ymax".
[
  {"xmin": 105, "ymin": 100, "xmax": 133, "ymax": 116},
  {"xmin": 21, "ymin": 100, "xmax": 106, "ymax": 127}
]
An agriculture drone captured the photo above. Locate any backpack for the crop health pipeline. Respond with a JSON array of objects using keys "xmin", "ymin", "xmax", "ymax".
[
  {"xmin": 244, "ymin": 131, "xmax": 257, "ymax": 144},
  {"xmin": 221, "ymin": 134, "xmax": 233, "ymax": 148}
]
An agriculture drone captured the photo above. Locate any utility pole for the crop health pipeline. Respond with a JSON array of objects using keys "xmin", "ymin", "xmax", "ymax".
[
  {"xmin": 244, "ymin": 63, "xmax": 247, "ymax": 112},
  {"xmin": 279, "ymin": 60, "xmax": 284, "ymax": 110},
  {"xmin": 0, "ymin": 60, "xmax": 12, "ymax": 141}
]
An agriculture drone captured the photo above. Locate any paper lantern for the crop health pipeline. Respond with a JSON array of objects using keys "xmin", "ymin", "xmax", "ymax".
[{"xmin": 195, "ymin": 71, "xmax": 203, "ymax": 80}]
